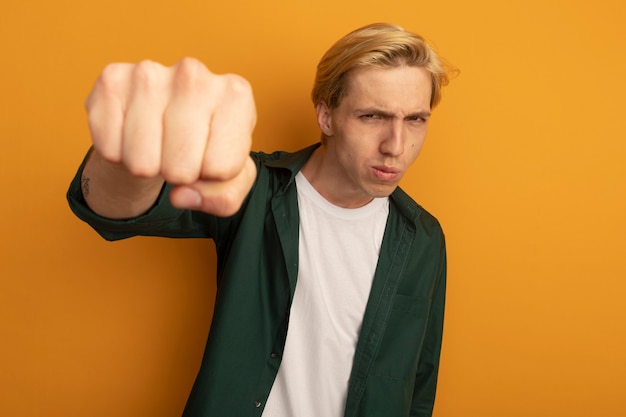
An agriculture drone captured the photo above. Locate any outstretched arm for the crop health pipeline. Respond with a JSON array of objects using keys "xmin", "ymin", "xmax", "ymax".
[{"xmin": 81, "ymin": 58, "xmax": 257, "ymax": 219}]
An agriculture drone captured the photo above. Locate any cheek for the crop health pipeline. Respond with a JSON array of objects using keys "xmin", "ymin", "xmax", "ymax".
[{"xmin": 407, "ymin": 137, "xmax": 426, "ymax": 160}]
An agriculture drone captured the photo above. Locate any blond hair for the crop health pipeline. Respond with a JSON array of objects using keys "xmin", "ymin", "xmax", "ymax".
[{"xmin": 312, "ymin": 23, "xmax": 454, "ymax": 110}]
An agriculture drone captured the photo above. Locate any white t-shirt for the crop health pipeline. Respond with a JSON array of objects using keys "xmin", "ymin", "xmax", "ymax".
[{"xmin": 262, "ymin": 172, "xmax": 389, "ymax": 416}]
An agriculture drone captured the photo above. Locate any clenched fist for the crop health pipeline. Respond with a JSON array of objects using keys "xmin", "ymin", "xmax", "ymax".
[{"xmin": 83, "ymin": 58, "xmax": 257, "ymax": 218}]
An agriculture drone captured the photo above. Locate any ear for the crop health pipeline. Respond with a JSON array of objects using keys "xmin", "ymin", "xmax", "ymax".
[{"xmin": 315, "ymin": 101, "xmax": 334, "ymax": 137}]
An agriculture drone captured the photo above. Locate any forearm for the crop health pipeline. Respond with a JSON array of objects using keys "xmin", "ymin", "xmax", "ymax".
[{"xmin": 81, "ymin": 149, "xmax": 165, "ymax": 219}]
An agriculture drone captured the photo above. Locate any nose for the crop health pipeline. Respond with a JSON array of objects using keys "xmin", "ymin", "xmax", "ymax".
[{"xmin": 380, "ymin": 120, "xmax": 404, "ymax": 157}]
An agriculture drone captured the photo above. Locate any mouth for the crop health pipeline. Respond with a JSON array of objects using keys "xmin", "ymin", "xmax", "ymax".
[{"xmin": 371, "ymin": 165, "xmax": 402, "ymax": 182}]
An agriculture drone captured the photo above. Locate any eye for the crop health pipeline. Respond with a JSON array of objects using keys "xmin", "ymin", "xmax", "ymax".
[
  {"xmin": 360, "ymin": 114, "xmax": 379, "ymax": 120},
  {"xmin": 407, "ymin": 115, "xmax": 429, "ymax": 124}
]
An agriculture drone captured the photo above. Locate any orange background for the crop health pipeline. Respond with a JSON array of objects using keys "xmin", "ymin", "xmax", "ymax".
[{"xmin": 1, "ymin": 0, "xmax": 625, "ymax": 416}]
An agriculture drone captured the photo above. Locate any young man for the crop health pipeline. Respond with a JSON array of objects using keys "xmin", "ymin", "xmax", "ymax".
[{"xmin": 68, "ymin": 23, "xmax": 451, "ymax": 417}]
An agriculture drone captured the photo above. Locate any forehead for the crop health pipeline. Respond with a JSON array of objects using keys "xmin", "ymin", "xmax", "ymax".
[{"xmin": 341, "ymin": 65, "xmax": 432, "ymax": 110}]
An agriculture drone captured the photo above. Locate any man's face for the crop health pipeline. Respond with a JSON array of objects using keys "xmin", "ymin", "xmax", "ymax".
[{"xmin": 316, "ymin": 65, "xmax": 432, "ymax": 206}]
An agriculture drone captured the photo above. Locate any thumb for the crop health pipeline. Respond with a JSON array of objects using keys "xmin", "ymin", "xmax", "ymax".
[
  {"xmin": 169, "ymin": 156, "xmax": 256, "ymax": 217},
  {"xmin": 170, "ymin": 186, "xmax": 202, "ymax": 210}
]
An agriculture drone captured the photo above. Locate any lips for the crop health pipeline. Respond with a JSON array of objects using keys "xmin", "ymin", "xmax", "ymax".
[{"xmin": 371, "ymin": 165, "xmax": 402, "ymax": 181}]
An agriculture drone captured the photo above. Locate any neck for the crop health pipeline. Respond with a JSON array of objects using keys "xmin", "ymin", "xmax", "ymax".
[{"xmin": 300, "ymin": 145, "xmax": 374, "ymax": 208}]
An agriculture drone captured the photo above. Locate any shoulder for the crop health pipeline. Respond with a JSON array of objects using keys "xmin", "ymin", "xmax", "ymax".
[
  {"xmin": 250, "ymin": 149, "xmax": 293, "ymax": 164},
  {"xmin": 390, "ymin": 187, "xmax": 444, "ymax": 239},
  {"xmin": 248, "ymin": 144, "xmax": 321, "ymax": 191},
  {"xmin": 251, "ymin": 143, "xmax": 320, "ymax": 171}
]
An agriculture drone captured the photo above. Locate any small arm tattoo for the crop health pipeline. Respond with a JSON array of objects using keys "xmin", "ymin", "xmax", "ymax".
[{"xmin": 81, "ymin": 175, "xmax": 90, "ymax": 197}]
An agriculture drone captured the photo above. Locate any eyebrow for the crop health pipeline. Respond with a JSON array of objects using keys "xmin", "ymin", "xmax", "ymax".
[
  {"xmin": 355, "ymin": 108, "xmax": 431, "ymax": 119},
  {"xmin": 407, "ymin": 111, "xmax": 432, "ymax": 119}
]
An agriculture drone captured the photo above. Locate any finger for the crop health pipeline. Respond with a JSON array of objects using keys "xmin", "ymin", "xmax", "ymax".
[
  {"xmin": 86, "ymin": 63, "xmax": 133, "ymax": 163},
  {"xmin": 201, "ymin": 73, "xmax": 256, "ymax": 181},
  {"xmin": 121, "ymin": 60, "xmax": 169, "ymax": 178},
  {"xmin": 170, "ymin": 156, "xmax": 257, "ymax": 217},
  {"xmin": 161, "ymin": 58, "xmax": 214, "ymax": 185}
]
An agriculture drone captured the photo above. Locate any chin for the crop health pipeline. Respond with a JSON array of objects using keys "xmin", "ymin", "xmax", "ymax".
[{"xmin": 367, "ymin": 184, "xmax": 397, "ymax": 198}]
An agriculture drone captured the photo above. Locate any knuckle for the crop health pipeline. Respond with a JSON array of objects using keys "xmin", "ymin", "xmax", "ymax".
[
  {"xmin": 88, "ymin": 129, "xmax": 115, "ymax": 161},
  {"xmin": 88, "ymin": 63, "xmax": 129, "ymax": 108},
  {"xmin": 99, "ymin": 63, "xmax": 127, "ymax": 87},
  {"xmin": 174, "ymin": 57, "xmax": 211, "ymax": 89},
  {"xmin": 123, "ymin": 157, "xmax": 160, "ymax": 178},
  {"xmin": 135, "ymin": 59, "xmax": 161, "ymax": 72},
  {"xmin": 202, "ymin": 159, "xmax": 240, "ymax": 182},
  {"xmin": 86, "ymin": 108, "xmax": 100, "ymax": 130},
  {"xmin": 132, "ymin": 59, "xmax": 165, "ymax": 90},
  {"xmin": 161, "ymin": 166, "xmax": 198, "ymax": 185},
  {"xmin": 220, "ymin": 74, "xmax": 256, "ymax": 126},
  {"xmin": 178, "ymin": 57, "xmax": 205, "ymax": 72},
  {"xmin": 222, "ymin": 73, "xmax": 253, "ymax": 99},
  {"xmin": 93, "ymin": 143, "xmax": 121, "ymax": 164}
]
